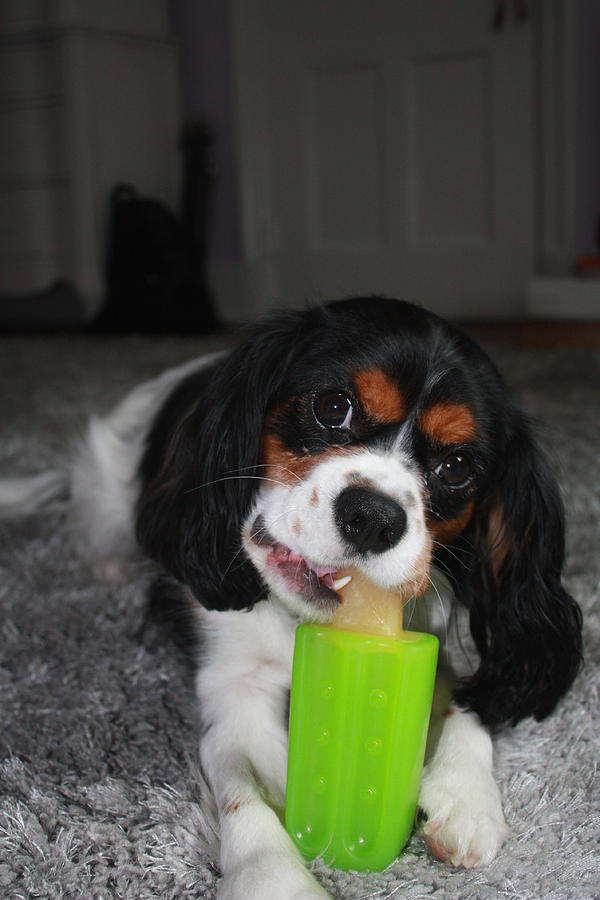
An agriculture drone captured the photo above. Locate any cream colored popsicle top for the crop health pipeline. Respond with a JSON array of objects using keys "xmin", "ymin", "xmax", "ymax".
[{"xmin": 331, "ymin": 569, "xmax": 404, "ymax": 637}]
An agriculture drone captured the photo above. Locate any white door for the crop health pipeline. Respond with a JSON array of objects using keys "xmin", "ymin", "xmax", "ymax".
[{"xmin": 232, "ymin": 0, "xmax": 534, "ymax": 318}]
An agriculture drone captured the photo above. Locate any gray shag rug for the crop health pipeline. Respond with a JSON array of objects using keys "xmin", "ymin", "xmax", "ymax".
[{"xmin": 0, "ymin": 333, "xmax": 598, "ymax": 900}]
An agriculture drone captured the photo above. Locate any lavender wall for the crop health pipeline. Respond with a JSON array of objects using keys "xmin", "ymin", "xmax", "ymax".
[
  {"xmin": 575, "ymin": 0, "xmax": 600, "ymax": 255},
  {"xmin": 170, "ymin": 0, "xmax": 241, "ymax": 260}
]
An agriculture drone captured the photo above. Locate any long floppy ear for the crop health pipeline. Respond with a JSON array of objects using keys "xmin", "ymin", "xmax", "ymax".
[
  {"xmin": 452, "ymin": 414, "xmax": 582, "ymax": 727},
  {"xmin": 136, "ymin": 311, "xmax": 309, "ymax": 611}
]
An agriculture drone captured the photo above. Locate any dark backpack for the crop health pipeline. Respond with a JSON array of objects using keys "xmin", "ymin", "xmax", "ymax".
[{"xmin": 96, "ymin": 124, "xmax": 218, "ymax": 333}]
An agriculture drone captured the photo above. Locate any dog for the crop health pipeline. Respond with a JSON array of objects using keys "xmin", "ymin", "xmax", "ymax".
[{"xmin": 0, "ymin": 296, "xmax": 582, "ymax": 899}]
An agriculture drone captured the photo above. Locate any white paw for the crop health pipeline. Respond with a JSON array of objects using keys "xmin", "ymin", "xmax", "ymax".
[
  {"xmin": 418, "ymin": 764, "xmax": 508, "ymax": 868},
  {"xmin": 217, "ymin": 852, "xmax": 330, "ymax": 900}
]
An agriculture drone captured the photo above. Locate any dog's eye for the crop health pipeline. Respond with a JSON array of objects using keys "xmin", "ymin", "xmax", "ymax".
[
  {"xmin": 313, "ymin": 391, "xmax": 353, "ymax": 428},
  {"xmin": 434, "ymin": 454, "xmax": 472, "ymax": 487}
]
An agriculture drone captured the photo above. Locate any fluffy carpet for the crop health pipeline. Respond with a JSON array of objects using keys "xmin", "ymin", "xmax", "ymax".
[{"xmin": 0, "ymin": 332, "xmax": 598, "ymax": 900}]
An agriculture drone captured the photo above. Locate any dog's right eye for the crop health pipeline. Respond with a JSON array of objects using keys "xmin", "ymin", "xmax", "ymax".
[
  {"xmin": 313, "ymin": 391, "xmax": 353, "ymax": 428},
  {"xmin": 433, "ymin": 453, "xmax": 473, "ymax": 488}
]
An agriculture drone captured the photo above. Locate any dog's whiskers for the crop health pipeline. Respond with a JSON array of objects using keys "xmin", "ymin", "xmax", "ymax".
[
  {"xmin": 423, "ymin": 570, "xmax": 450, "ymax": 648},
  {"xmin": 184, "ymin": 474, "xmax": 292, "ymax": 494},
  {"xmin": 219, "ymin": 542, "xmax": 250, "ymax": 584},
  {"xmin": 432, "ymin": 540, "xmax": 472, "ymax": 571},
  {"xmin": 223, "ymin": 463, "xmax": 303, "ymax": 485}
]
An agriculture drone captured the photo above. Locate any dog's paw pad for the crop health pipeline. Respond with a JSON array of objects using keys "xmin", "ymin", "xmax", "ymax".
[
  {"xmin": 422, "ymin": 810, "xmax": 508, "ymax": 868},
  {"xmin": 418, "ymin": 773, "xmax": 508, "ymax": 868}
]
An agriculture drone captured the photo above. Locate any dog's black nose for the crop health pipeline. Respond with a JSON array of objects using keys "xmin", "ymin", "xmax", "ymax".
[{"xmin": 334, "ymin": 487, "xmax": 407, "ymax": 554}]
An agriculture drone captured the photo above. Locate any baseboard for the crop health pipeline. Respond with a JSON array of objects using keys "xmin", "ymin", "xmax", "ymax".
[{"xmin": 528, "ymin": 277, "xmax": 600, "ymax": 320}]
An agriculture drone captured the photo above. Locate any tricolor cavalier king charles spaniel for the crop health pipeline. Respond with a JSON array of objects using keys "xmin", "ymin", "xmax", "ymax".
[{"xmin": 1, "ymin": 297, "xmax": 582, "ymax": 899}]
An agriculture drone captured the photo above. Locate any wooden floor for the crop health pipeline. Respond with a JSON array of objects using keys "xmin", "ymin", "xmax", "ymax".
[{"xmin": 457, "ymin": 320, "xmax": 600, "ymax": 348}]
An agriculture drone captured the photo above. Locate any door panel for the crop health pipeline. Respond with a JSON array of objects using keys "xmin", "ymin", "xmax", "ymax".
[
  {"xmin": 407, "ymin": 52, "xmax": 492, "ymax": 244},
  {"xmin": 233, "ymin": 0, "xmax": 534, "ymax": 317}
]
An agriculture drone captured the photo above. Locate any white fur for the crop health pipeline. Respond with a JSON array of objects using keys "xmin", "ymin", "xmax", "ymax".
[
  {"xmin": 196, "ymin": 602, "xmax": 330, "ymax": 899},
  {"xmin": 68, "ymin": 353, "xmax": 222, "ymax": 573},
  {"xmin": 243, "ymin": 449, "xmax": 428, "ymax": 621},
  {"xmin": 0, "ymin": 355, "xmax": 509, "ymax": 899},
  {"xmin": 0, "ymin": 470, "xmax": 67, "ymax": 518},
  {"xmin": 419, "ymin": 705, "xmax": 509, "ymax": 868},
  {"xmin": 194, "ymin": 591, "xmax": 507, "ymax": 898}
]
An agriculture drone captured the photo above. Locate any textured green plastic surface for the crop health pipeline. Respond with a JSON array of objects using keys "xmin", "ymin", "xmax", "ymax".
[{"xmin": 285, "ymin": 624, "xmax": 438, "ymax": 871}]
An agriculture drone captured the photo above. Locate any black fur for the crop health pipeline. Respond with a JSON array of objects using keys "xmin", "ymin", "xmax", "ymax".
[
  {"xmin": 135, "ymin": 296, "xmax": 582, "ymax": 727},
  {"xmin": 146, "ymin": 576, "xmax": 203, "ymax": 672},
  {"xmin": 452, "ymin": 418, "xmax": 583, "ymax": 726},
  {"xmin": 137, "ymin": 309, "xmax": 323, "ymax": 610}
]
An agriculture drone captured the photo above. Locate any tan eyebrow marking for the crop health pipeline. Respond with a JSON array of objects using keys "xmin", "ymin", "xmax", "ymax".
[
  {"xmin": 354, "ymin": 369, "xmax": 406, "ymax": 424},
  {"xmin": 261, "ymin": 431, "xmax": 354, "ymax": 485},
  {"xmin": 419, "ymin": 402, "xmax": 476, "ymax": 445}
]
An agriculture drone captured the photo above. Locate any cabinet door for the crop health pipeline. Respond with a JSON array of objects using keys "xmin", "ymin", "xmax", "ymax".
[{"xmin": 232, "ymin": 0, "xmax": 534, "ymax": 317}]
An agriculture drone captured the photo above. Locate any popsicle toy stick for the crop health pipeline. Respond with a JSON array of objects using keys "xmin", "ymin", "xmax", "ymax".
[
  {"xmin": 330, "ymin": 570, "xmax": 404, "ymax": 636},
  {"xmin": 285, "ymin": 570, "xmax": 438, "ymax": 872}
]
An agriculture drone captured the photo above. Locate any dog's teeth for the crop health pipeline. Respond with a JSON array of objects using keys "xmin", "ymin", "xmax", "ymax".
[{"xmin": 332, "ymin": 575, "xmax": 352, "ymax": 592}]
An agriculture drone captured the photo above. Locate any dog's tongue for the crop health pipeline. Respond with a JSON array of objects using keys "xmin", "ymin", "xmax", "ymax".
[
  {"xmin": 302, "ymin": 555, "xmax": 339, "ymax": 580},
  {"xmin": 267, "ymin": 544, "xmax": 339, "ymax": 587}
]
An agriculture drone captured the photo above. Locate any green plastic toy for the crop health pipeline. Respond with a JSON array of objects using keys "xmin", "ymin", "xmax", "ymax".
[{"xmin": 285, "ymin": 572, "xmax": 438, "ymax": 872}]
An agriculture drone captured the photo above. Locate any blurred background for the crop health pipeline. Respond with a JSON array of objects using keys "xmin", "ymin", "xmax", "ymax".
[{"xmin": 1, "ymin": 0, "xmax": 599, "ymax": 338}]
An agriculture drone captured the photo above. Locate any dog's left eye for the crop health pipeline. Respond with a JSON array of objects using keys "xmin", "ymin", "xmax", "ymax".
[
  {"xmin": 313, "ymin": 391, "xmax": 353, "ymax": 428},
  {"xmin": 434, "ymin": 453, "xmax": 473, "ymax": 487}
]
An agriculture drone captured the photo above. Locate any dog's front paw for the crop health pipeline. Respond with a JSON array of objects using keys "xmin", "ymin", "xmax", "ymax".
[
  {"xmin": 418, "ymin": 764, "xmax": 508, "ymax": 868},
  {"xmin": 217, "ymin": 852, "xmax": 330, "ymax": 900}
]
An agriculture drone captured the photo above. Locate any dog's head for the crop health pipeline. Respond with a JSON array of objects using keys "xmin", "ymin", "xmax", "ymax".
[{"xmin": 137, "ymin": 297, "xmax": 582, "ymax": 726}]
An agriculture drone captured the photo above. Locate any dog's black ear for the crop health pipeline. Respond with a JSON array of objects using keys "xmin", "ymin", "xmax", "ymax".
[
  {"xmin": 136, "ymin": 312, "xmax": 309, "ymax": 611},
  {"xmin": 452, "ymin": 414, "xmax": 582, "ymax": 727}
]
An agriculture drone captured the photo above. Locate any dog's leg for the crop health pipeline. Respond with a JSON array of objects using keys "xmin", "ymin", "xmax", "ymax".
[
  {"xmin": 201, "ymin": 733, "xmax": 329, "ymax": 900},
  {"xmin": 197, "ymin": 610, "xmax": 330, "ymax": 900},
  {"xmin": 418, "ymin": 677, "xmax": 508, "ymax": 868}
]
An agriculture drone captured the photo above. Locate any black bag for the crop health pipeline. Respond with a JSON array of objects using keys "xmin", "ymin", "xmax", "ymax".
[{"xmin": 96, "ymin": 124, "xmax": 218, "ymax": 333}]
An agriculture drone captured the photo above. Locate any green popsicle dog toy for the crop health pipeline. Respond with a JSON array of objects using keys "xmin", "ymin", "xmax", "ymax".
[{"xmin": 285, "ymin": 570, "xmax": 438, "ymax": 872}]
